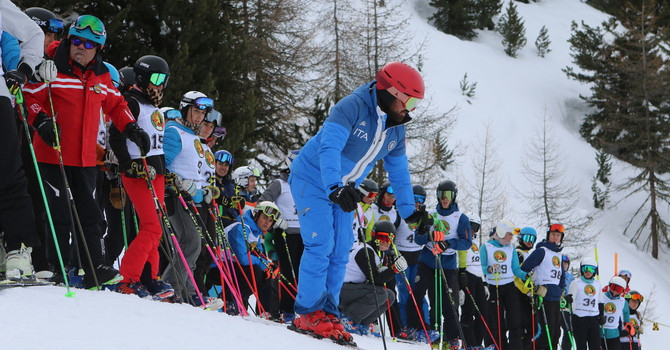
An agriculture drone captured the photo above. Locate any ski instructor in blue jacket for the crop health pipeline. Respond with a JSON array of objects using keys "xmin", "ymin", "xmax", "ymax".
[{"xmin": 289, "ymin": 62, "xmax": 432, "ymax": 343}]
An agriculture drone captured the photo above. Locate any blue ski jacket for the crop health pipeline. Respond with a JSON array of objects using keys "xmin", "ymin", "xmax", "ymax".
[
  {"xmin": 1, "ymin": 32, "xmax": 20, "ymax": 71},
  {"xmin": 521, "ymin": 240, "xmax": 566, "ymax": 301},
  {"xmin": 289, "ymin": 81, "xmax": 414, "ymax": 219},
  {"xmin": 227, "ymin": 210, "xmax": 271, "ymax": 270},
  {"xmin": 415, "ymin": 203, "xmax": 472, "ymax": 270}
]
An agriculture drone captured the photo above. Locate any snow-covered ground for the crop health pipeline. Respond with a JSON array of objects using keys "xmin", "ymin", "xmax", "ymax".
[{"xmin": 2, "ymin": 0, "xmax": 667, "ymax": 348}]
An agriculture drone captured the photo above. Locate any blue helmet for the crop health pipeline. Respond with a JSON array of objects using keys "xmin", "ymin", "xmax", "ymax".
[
  {"xmin": 68, "ymin": 15, "xmax": 106, "ymax": 47},
  {"xmin": 519, "ymin": 226, "xmax": 537, "ymax": 245},
  {"xmin": 103, "ymin": 62, "xmax": 120, "ymax": 88}
]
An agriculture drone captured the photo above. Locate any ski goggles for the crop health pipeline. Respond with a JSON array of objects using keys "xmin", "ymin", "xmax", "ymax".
[
  {"xmin": 213, "ymin": 126, "xmax": 227, "ymax": 138},
  {"xmin": 37, "ymin": 18, "xmax": 64, "ymax": 33},
  {"xmin": 386, "ymin": 86, "xmax": 421, "ymax": 112},
  {"xmin": 71, "ymin": 37, "xmax": 97, "ymax": 50},
  {"xmin": 437, "ymin": 190, "xmax": 455, "ymax": 201},
  {"xmin": 149, "ymin": 72, "xmax": 168, "ymax": 87},
  {"xmin": 374, "ymin": 231, "xmax": 394, "ymax": 243},
  {"xmin": 626, "ymin": 292, "xmax": 644, "ymax": 303},
  {"xmin": 72, "ymin": 15, "xmax": 106, "ymax": 36},
  {"xmin": 215, "ymin": 152, "xmax": 234, "ymax": 164},
  {"xmin": 193, "ymin": 97, "xmax": 214, "ymax": 110},
  {"xmin": 258, "ymin": 205, "xmax": 281, "ymax": 221},
  {"xmin": 618, "ymin": 269, "xmax": 632, "ymax": 279},
  {"xmin": 164, "ymin": 109, "xmax": 181, "ymax": 120},
  {"xmin": 520, "ymin": 234, "xmax": 536, "ymax": 244},
  {"xmin": 581, "ymin": 265, "xmax": 597, "ymax": 274},
  {"xmin": 470, "ymin": 222, "xmax": 481, "ymax": 234},
  {"xmin": 549, "ymin": 224, "xmax": 565, "ymax": 233},
  {"xmin": 360, "ymin": 189, "xmax": 378, "ymax": 200},
  {"xmin": 609, "ymin": 283, "xmax": 625, "ymax": 294},
  {"xmin": 414, "ymin": 194, "xmax": 426, "ymax": 204},
  {"xmin": 386, "ymin": 186, "xmax": 394, "ymax": 194}
]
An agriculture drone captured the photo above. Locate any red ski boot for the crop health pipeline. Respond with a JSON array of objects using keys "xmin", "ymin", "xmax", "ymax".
[
  {"xmin": 325, "ymin": 313, "xmax": 354, "ymax": 343},
  {"xmin": 292, "ymin": 310, "xmax": 334, "ymax": 338}
]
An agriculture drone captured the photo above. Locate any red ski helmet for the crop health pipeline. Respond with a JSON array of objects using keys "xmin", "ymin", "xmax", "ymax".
[{"xmin": 376, "ymin": 62, "xmax": 425, "ymax": 111}]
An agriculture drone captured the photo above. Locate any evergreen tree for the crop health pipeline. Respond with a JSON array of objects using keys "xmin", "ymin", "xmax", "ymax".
[
  {"xmin": 474, "ymin": 0, "xmax": 502, "ymax": 30},
  {"xmin": 429, "ymin": 0, "xmax": 479, "ymax": 40},
  {"xmin": 497, "ymin": 0, "xmax": 527, "ymax": 57},
  {"xmin": 565, "ymin": 0, "xmax": 670, "ymax": 258},
  {"xmin": 535, "ymin": 25, "xmax": 551, "ymax": 57},
  {"xmin": 591, "ymin": 150, "xmax": 612, "ymax": 209}
]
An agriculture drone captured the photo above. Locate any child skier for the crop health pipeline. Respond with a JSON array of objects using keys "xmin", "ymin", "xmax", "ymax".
[
  {"xmin": 480, "ymin": 219, "xmax": 527, "ymax": 349},
  {"xmin": 601, "ymin": 276, "xmax": 630, "ymax": 350},
  {"xmin": 567, "ymin": 257, "xmax": 602, "ymax": 350},
  {"xmin": 620, "ymin": 290, "xmax": 643, "ymax": 350},
  {"xmin": 514, "ymin": 226, "xmax": 537, "ymax": 349}
]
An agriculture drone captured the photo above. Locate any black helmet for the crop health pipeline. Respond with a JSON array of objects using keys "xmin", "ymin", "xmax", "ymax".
[
  {"xmin": 412, "ymin": 184, "xmax": 426, "ymax": 197},
  {"xmin": 25, "ymin": 8, "xmax": 63, "ymax": 34},
  {"xmin": 133, "ymin": 55, "xmax": 170, "ymax": 89},
  {"xmin": 436, "ymin": 180, "xmax": 457, "ymax": 201},
  {"xmin": 371, "ymin": 220, "xmax": 396, "ymax": 242},
  {"xmin": 359, "ymin": 178, "xmax": 379, "ymax": 194},
  {"xmin": 118, "ymin": 67, "xmax": 136, "ymax": 93}
]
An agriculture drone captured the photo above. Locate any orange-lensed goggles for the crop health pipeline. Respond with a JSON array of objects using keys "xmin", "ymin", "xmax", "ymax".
[
  {"xmin": 374, "ymin": 231, "xmax": 394, "ymax": 243},
  {"xmin": 610, "ymin": 283, "xmax": 625, "ymax": 294},
  {"xmin": 549, "ymin": 224, "xmax": 565, "ymax": 233},
  {"xmin": 386, "ymin": 86, "xmax": 421, "ymax": 112},
  {"xmin": 627, "ymin": 292, "xmax": 644, "ymax": 302}
]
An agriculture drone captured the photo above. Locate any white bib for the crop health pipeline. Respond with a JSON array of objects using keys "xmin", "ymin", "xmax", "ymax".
[
  {"xmin": 572, "ymin": 278, "xmax": 601, "ymax": 317},
  {"xmin": 465, "ymin": 242, "xmax": 483, "ymax": 278},
  {"xmin": 603, "ymin": 293, "xmax": 626, "ymax": 330},
  {"xmin": 97, "ymin": 109, "xmax": 107, "ymax": 148},
  {"xmin": 275, "ymin": 179, "xmax": 299, "ymax": 229},
  {"xmin": 425, "ymin": 210, "xmax": 462, "ymax": 256},
  {"xmin": 126, "ymin": 100, "xmax": 165, "ymax": 158},
  {"xmin": 395, "ymin": 218, "xmax": 422, "ymax": 252},
  {"xmin": 484, "ymin": 242, "xmax": 515, "ymax": 285},
  {"xmin": 201, "ymin": 143, "xmax": 215, "ymax": 187},
  {"xmin": 533, "ymin": 247, "xmax": 562, "ymax": 286},
  {"xmin": 167, "ymin": 124, "xmax": 205, "ymax": 186},
  {"xmin": 344, "ymin": 243, "xmax": 380, "ymax": 283}
]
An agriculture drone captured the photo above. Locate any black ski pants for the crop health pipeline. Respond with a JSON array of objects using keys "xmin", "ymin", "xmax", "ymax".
[
  {"xmin": 537, "ymin": 299, "xmax": 562, "ymax": 350},
  {"xmin": 571, "ymin": 315, "xmax": 601, "ymax": 350},
  {"xmin": 519, "ymin": 290, "xmax": 536, "ymax": 350},
  {"xmin": 603, "ymin": 337, "xmax": 620, "ymax": 350},
  {"xmin": 40, "ymin": 164, "xmax": 106, "ymax": 270},
  {"xmin": 561, "ymin": 310, "xmax": 574, "ymax": 350},
  {"xmin": 0, "ymin": 97, "xmax": 37, "ymax": 252},
  {"xmin": 461, "ymin": 272, "xmax": 489, "ymax": 347},
  {"xmin": 487, "ymin": 282, "xmax": 523, "ymax": 350},
  {"xmin": 407, "ymin": 262, "xmax": 460, "ymax": 342}
]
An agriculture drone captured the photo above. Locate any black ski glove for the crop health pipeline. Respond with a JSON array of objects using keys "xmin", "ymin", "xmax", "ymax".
[
  {"xmin": 123, "ymin": 122, "xmax": 151, "ymax": 156},
  {"xmin": 458, "ymin": 268, "xmax": 468, "ymax": 290},
  {"xmin": 406, "ymin": 205, "xmax": 433, "ymax": 235},
  {"xmin": 564, "ymin": 294, "xmax": 573, "ymax": 306},
  {"xmin": 33, "ymin": 111, "xmax": 60, "ymax": 147},
  {"xmin": 328, "ymin": 185, "xmax": 361, "ymax": 212},
  {"xmin": 4, "ymin": 63, "xmax": 32, "ymax": 89},
  {"xmin": 599, "ymin": 303, "xmax": 606, "ymax": 325}
]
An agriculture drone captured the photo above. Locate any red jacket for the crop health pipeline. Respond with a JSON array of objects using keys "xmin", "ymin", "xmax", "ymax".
[{"xmin": 24, "ymin": 39, "xmax": 135, "ymax": 167}]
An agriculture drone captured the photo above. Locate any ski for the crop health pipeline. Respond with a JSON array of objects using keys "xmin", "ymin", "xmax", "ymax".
[
  {"xmin": 287, "ymin": 324, "xmax": 361, "ymax": 349},
  {"xmin": 0, "ymin": 279, "xmax": 54, "ymax": 290}
]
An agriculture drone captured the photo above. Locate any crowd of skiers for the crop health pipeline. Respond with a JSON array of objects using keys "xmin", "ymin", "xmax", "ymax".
[{"xmin": 0, "ymin": 3, "xmax": 648, "ymax": 350}]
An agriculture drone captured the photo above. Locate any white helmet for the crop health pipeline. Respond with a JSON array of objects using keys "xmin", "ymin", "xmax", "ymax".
[
  {"xmin": 580, "ymin": 257, "xmax": 598, "ymax": 276},
  {"xmin": 179, "ymin": 91, "xmax": 213, "ymax": 112},
  {"xmin": 609, "ymin": 276, "xmax": 627, "ymax": 292},
  {"xmin": 255, "ymin": 201, "xmax": 281, "ymax": 221},
  {"xmin": 494, "ymin": 219, "xmax": 516, "ymax": 239},
  {"xmin": 466, "ymin": 212, "xmax": 481, "ymax": 235},
  {"xmin": 232, "ymin": 166, "xmax": 260, "ymax": 187}
]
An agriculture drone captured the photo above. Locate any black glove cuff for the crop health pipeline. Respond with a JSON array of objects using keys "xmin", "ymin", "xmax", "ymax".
[
  {"xmin": 33, "ymin": 111, "xmax": 51, "ymax": 129},
  {"xmin": 17, "ymin": 62, "xmax": 33, "ymax": 80}
]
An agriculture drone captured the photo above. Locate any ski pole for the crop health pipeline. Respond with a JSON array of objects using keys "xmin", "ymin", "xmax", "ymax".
[
  {"xmin": 141, "ymin": 165, "xmax": 207, "ymax": 308},
  {"xmin": 12, "ymin": 87, "xmax": 74, "ymax": 297},
  {"xmin": 383, "ymin": 283, "xmax": 395, "ymax": 339},
  {"xmin": 435, "ymin": 253, "xmax": 468, "ymax": 349},
  {"xmin": 179, "ymin": 196, "xmax": 247, "ymax": 314},
  {"xmin": 390, "ymin": 244, "xmax": 432, "ymax": 350},
  {"xmin": 234, "ymin": 188, "xmax": 265, "ymax": 316},
  {"xmin": 354, "ymin": 203, "xmax": 388, "ymax": 350},
  {"xmin": 464, "ymin": 286, "xmax": 500, "ymax": 350},
  {"xmin": 116, "ymin": 172, "xmax": 129, "ymax": 250},
  {"xmin": 281, "ymin": 231, "xmax": 299, "ymax": 286},
  {"xmin": 538, "ymin": 296, "xmax": 554, "ymax": 350},
  {"xmin": 46, "ymin": 83, "xmax": 100, "ymax": 290},
  {"xmin": 559, "ymin": 307, "xmax": 575, "ymax": 350},
  {"xmin": 210, "ymin": 204, "xmax": 246, "ymax": 308},
  {"xmin": 249, "ymin": 247, "xmax": 298, "ymax": 294}
]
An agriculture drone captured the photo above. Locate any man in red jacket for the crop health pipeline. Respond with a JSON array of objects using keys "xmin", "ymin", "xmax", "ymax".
[{"xmin": 23, "ymin": 15, "xmax": 149, "ymax": 289}]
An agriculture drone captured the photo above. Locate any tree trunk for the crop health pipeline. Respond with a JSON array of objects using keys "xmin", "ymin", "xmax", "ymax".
[
  {"xmin": 334, "ymin": 0, "xmax": 342, "ymax": 102},
  {"xmin": 649, "ymin": 170, "xmax": 658, "ymax": 258}
]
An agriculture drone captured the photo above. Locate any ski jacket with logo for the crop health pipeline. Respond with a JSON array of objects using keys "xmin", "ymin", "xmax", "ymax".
[
  {"xmin": 521, "ymin": 240, "xmax": 566, "ymax": 301},
  {"xmin": 225, "ymin": 209, "xmax": 271, "ymax": 270},
  {"xmin": 415, "ymin": 203, "xmax": 472, "ymax": 270},
  {"xmin": 23, "ymin": 39, "xmax": 135, "ymax": 167},
  {"xmin": 289, "ymin": 81, "xmax": 414, "ymax": 219}
]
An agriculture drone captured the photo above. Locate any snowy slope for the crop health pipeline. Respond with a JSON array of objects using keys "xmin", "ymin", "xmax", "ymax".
[{"xmin": 3, "ymin": 0, "xmax": 668, "ymax": 348}]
